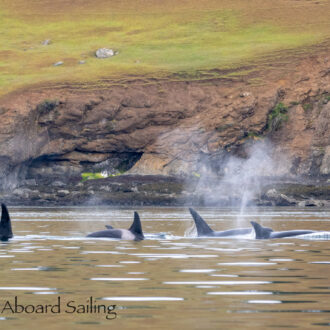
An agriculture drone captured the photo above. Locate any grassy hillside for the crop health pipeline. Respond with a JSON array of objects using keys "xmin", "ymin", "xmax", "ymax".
[{"xmin": 0, "ymin": 0, "xmax": 329, "ymax": 95}]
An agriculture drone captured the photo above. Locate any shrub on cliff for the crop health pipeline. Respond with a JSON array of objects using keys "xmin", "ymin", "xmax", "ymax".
[
  {"xmin": 267, "ymin": 102, "xmax": 288, "ymax": 132},
  {"xmin": 37, "ymin": 99, "xmax": 59, "ymax": 115}
]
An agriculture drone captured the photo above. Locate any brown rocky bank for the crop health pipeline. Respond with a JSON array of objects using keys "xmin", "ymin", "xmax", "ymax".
[{"xmin": 0, "ymin": 49, "xmax": 329, "ymax": 206}]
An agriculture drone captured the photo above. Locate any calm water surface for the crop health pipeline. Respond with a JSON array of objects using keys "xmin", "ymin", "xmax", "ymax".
[{"xmin": 0, "ymin": 207, "xmax": 329, "ymax": 329}]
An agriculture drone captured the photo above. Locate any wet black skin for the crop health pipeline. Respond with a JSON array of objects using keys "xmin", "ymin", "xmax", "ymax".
[
  {"xmin": 250, "ymin": 221, "xmax": 316, "ymax": 239},
  {"xmin": 0, "ymin": 203, "xmax": 13, "ymax": 241},
  {"xmin": 86, "ymin": 211, "xmax": 144, "ymax": 241},
  {"xmin": 189, "ymin": 208, "xmax": 252, "ymax": 237}
]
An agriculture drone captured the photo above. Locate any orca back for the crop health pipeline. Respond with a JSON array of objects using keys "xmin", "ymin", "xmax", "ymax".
[
  {"xmin": 271, "ymin": 230, "xmax": 316, "ymax": 239},
  {"xmin": 87, "ymin": 229, "xmax": 123, "ymax": 239},
  {"xmin": 250, "ymin": 221, "xmax": 272, "ymax": 239},
  {"xmin": 189, "ymin": 208, "xmax": 214, "ymax": 237},
  {"xmin": 129, "ymin": 212, "xmax": 144, "ymax": 240},
  {"xmin": 0, "ymin": 203, "xmax": 13, "ymax": 241},
  {"xmin": 213, "ymin": 228, "xmax": 252, "ymax": 237}
]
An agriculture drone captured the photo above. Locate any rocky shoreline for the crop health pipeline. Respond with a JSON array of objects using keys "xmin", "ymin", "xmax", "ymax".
[{"xmin": 1, "ymin": 174, "xmax": 328, "ymax": 207}]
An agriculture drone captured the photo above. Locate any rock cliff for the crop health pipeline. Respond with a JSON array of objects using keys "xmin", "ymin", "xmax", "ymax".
[{"xmin": 0, "ymin": 49, "xmax": 329, "ymax": 205}]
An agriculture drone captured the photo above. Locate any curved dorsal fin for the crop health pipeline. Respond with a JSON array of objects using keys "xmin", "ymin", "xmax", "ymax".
[
  {"xmin": 250, "ymin": 221, "xmax": 272, "ymax": 239},
  {"xmin": 129, "ymin": 212, "xmax": 144, "ymax": 238},
  {"xmin": 105, "ymin": 225, "xmax": 114, "ymax": 230},
  {"xmin": 1, "ymin": 203, "xmax": 13, "ymax": 240},
  {"xmin": 189, "ymin": 208, "xmax": 214, "ymax": 236}
]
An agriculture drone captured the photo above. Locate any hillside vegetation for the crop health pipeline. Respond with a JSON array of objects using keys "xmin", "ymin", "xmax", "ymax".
[{"xmin": 0, "ymin": 0, "xmax": 330, "ymax": 95}]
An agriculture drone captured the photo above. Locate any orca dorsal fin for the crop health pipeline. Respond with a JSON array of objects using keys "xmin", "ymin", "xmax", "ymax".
[
  {"xmin": 250, "ymin": 221, "xmax": 272, "ymax": 239},
  {"xmin": 128, "ymin": 212, "xmax": 144, "ymax": 238},
  {"xmin": 0, "ymin": 203, "xmax": 13, "ymax": 240},
  {"xmin": 189, "ymin": 208, "xmax": 214, "ymax": 236},
  {"xmin": 105, "ymin": 225, "xmax": 114, "ymax": 230}
]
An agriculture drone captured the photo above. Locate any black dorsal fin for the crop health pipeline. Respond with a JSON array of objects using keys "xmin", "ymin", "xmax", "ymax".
[
  {"xmin": 189, "ymin": 208, "xmax": 214, "ymax": 236},
  {"xmin": 129, "ymin": 212, "xmax": 144, "ymax": 238},
  {"xmin": 1, "ymin": 203, "xmax": 13, "ymax": 240},
  {"xmin": 250, "ymin": 221, "xmax": 272, "ymax": 239},
  {"xmin": 105, "ymin": 225, "xmax": 114, "ymax": 230}
]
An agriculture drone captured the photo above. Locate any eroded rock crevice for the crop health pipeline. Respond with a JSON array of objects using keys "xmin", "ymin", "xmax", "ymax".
[{"xmin": 20, "ymin": 151, "xmax": 143, "ymax": 186}]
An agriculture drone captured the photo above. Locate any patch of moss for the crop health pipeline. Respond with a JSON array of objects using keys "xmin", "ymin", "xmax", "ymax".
[
  {"xmin": 37, "ymin": 99, "xmax": 59, "ymax": 114},
  {"xmin": 81, "ymin": 171, "xmax": 125, "ymax": 182},
  {"xmin": 246, "ymin": 131, "xmax": 261, "ymax": 139},
  {"xmin": 267, "ymin": 102, "xmax": 289, "ymax": 132},
  {"xmin": 302, "ymin": 103, "xmax": 312, "ymax": 111},
  {"xmin": 81, "ymin": 172, "xmax": 105, "ymax": 182}
]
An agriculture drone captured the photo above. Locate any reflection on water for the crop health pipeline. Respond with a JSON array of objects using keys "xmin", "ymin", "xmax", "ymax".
[{"xmin": 0, "ymin": 206, "xmax": 329, "ymax": 329}]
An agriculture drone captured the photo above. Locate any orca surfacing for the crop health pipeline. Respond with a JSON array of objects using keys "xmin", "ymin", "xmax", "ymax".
[
  {"xmin": 250, "ymin": 221, "xmax": 316, "ymax": 239},
  {"xmin": 0, "ymin": 203, "xmax": 13, "ymax": 241},
  {"xmin": 86, "ymin": 211, "xmax": 144, "ymax": 241},
  {"xmin": 189, "ymin": 208, "xmax": 252, "ymax": 237}
]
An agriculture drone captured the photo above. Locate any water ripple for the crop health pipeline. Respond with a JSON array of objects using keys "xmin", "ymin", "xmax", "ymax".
[
  {"xmin": 164, "ymin": 281, "xmax": 271, "ymax": 285},
  {"xmin": 101, "ymin": 297, "xmax": 184, "ymax": 301},
  {"xmin": 217, "ymin": 262, "xmax": 277, "ymax": 266},
  {"xmin": 90, "ymin": 278, "xmax": 148, "ymax": 281},
  {"xmin": 0, "ymin": 287, "xmax": 56, "ymax": 291},
  {"xmin": 208, "ymin": 291, "xmax": 273, "ymax": 295},
  {"xmin": 131, "ymin": 253, "xmax": 218, "ymax": 259}
]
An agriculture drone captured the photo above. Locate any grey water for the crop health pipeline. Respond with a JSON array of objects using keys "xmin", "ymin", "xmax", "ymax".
[{"xmin": 0, "ymin": 206, "xmax": 329, "ymax": 329}]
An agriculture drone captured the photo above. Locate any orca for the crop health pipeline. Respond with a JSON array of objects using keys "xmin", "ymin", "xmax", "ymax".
[
  {"xmin": 86, "ymin": 211, "xmax": 144, "ymax": 241},
  {"xmin": 188, "ymin": 208, "xmax": 252, "ymax": 237},
  {"xmin": 0, "ymin": 203, "xmax": 13, "ymax": 241},
  {"xmin": 250, "ymin": 221, "xmax": 316, "ymax": 239}
]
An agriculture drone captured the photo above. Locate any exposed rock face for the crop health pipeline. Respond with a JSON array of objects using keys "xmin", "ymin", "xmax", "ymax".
[
  {"xmin": 320, "ymin": 146, "xmax": 330, "ymax": 175},
  {"xmin": 264, "ymin": 189, "xmax": 297, "ymax": 206},
  {"xmin": 0, "ymin": 49, "xmax": 329, "ymax": 204}
]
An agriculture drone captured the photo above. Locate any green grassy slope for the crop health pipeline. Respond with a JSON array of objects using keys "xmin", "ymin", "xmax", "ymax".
[{"xmin": 0, "ymin": 0, "xmax": 329, "ymax": 95}]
